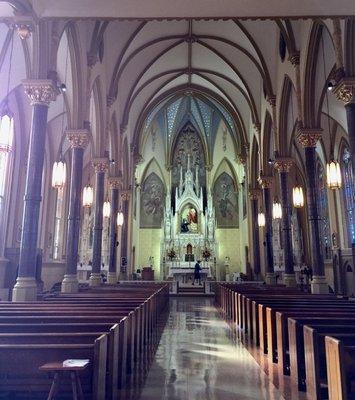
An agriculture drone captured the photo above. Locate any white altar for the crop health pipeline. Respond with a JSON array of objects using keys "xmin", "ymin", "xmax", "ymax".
[{"xmin": 162, "ymin": 154, "xmax": 217, "ymax": 282}]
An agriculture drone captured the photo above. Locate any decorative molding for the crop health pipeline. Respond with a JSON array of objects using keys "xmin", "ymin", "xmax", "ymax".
[
  {"xmin": 274, "ymin": 157, "xmax": 294, "ymax": 173},
  {"xmin": 333, "ymin": 77, "xmax": 355, "ymax": 105},
  {"xmin": 66, "ymin": 129, "xmax": 89, "ymax": 149},
  {"xmin": 236, "ymin": 152, "xmax": 247, "ymax": 165},
  {"xmin": 258, "ymin": 175, "xmax": 273, "ymax": 189},
  {"xmin": 289, "ymin": 52, "xmax": 300, "ymax": 66},
  {"xmin": 253, "ymin": 123, "xmax": 261, "ymax": 134},
  {"xmin": 87, "ymin": 52, "xmax": 98, "ymax": 68},
  {"xmin": 22, "ymin": 79, "xmax": 59, "ymax": 106},
  {"xmin": 248, "ymin": 188, "xmax": 261, "ymax": 200},
  {"xmin": 297, "ymin": 127, "xmax": 322, "ymax": 148},
  {"xmin": 266, "ymin": 95, "xmax": 276, "ymax": 107},
  {"xmin": 92, "ymin": 158, "xmax": 109, "ymax": 173},
  {"xmin": 121, "ymin": 190, "xmax": 131, "ymax": 201},
  {"xmin": 108, "ymin": 176, "xmax": 122, "ymax": 190},
  {"xmin": 106, "ymin": 95, "xmax": 116, "ymax": 108}
]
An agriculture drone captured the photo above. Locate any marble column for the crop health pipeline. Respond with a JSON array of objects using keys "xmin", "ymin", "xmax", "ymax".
[
  {"xmin": 12, "ymin": 80, "xmax": 59, "ymax": 302},
  {"xmin": 61, "ymin": 130, "xmax": 88, "ymax": 293},
  {"xmin": 106, "ymin": 177, "xmax": 121, "ymax": 284},
  {"xmin": 274, "ymin": 157, "xmax": 297, "ymax": 287},
  {"xmin": 89, "ymin": 158, "xmax": 109, "ymax": 286},
  {"xmin": 297, "ymin": 128, "xmax": 328, "ymax": 293},
  {"xmin": 334, "ymin": 78, "xmax": 355, "ymax": 177},
  {"xmin": 120, "ymin": 191, "xmax": 130, "ymax": 278},
  {"xmin": 259, "ymin": 176, "xmax": 276, "ymax": 284},
  {"xmin": 249, "ymin": 188, "xmax": 261, "ymax": 279}
]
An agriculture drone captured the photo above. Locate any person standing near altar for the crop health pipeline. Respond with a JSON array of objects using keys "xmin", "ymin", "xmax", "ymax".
[{"xmin": 193, "ymin": 260, "xmax": 202, "ymax": 285}]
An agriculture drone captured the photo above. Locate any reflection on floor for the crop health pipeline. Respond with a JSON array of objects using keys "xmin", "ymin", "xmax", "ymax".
[{"xmin": 136, "ymin": 297, "xmax": 285, "ymax": 400}]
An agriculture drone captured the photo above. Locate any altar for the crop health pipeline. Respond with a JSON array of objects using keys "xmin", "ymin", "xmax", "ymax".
[
  {"xmin": 162, "ymin": 154, "xmax": 217, "ymax": 282},
  {"xmin": 166, "ymin": 261, "xmax": 212, "ymax": 283}
]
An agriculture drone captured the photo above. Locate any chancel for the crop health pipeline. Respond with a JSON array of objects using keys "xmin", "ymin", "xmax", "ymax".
[{"xmin": 1, "ymin": 1, "xmax": 355, "ymax": 399}]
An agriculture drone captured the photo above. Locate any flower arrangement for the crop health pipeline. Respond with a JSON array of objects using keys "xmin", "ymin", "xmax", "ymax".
[
  {"xmin": 202, "ymin": 248, "xmax": 211, "ymax": 260},
  {"xmin": 167, "ymin": 249, "xmax": 176, "ymax": 260}
]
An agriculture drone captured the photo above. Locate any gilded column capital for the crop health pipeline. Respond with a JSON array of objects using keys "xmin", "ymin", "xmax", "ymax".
[
  {"xmin": 258, "ymin": 175, "xmax": 274, "ymax": 189},
  {"xmin": 121, "ymin": 190, "xmax": 131, "ymax": 201},
  {"xmin": 92, "ymin": 158, "xmax": 109, "ymax": 173},
  {"xmin": 297, "ymin": 128, "xmax": 322, "ymax": 148},
  {"xmin": 108, "ymin": 176, "xmax": 122, "ymax": 190},
  {"xmin": 333, "ymin": 77, "xmax": 355, "ymax": 105},
  {"xmin": 274, "ymin": 157, "xmax": 294, "ymax": 173},
  {"xmin": 248, "ymin": 188, "xmax": 261, "ymax": 200},
  {"xmin": 22, "ymin": 79, "xmax": 59, "ymax": 106},
  {"xmin": 66, "ymin": 129, "xmax": 89, "ymax": 149},
  {"xmin": 236, "ymin": 152, "xmax": 247, "ymax": 165}
]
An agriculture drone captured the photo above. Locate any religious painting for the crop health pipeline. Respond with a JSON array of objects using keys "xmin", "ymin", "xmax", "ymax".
[
  {"xmin": 213, "ymin": 172, "xmax": 239, "ymax": 228},
  {"xmin": 180, "ymin": 204, "xmax": 198, "ymax": 233},
  {"xmin": 140, "ymin": 172, "xmax": 165, "ymax": 228}
]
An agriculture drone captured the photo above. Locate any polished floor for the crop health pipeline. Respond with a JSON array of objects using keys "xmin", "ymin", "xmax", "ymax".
[{"xmin": 137, "ymin": 297, "xmax": 285, "ymax": 400}]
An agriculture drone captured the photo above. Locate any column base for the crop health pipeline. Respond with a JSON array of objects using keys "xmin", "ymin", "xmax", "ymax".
[
  {"xmin": 89, "ymin": 273, "xmax": 102, "ymax": 287},
  {"xmin": 311, "ymin": 275, "xmax": 329, "ymax": 294},
  {"xmin": 61, "ymin": 274, "xmax": 79, "ymax": 293},
  {"xmin": 106, "ymin": 272, "xmax": 117, "ymax": 285},
  {"xmin": 265, "ymin": 272, "xmax": 276, "ymax": 285},
  {"xmin": 12, "ymin": 277, "xmax": 37, "ymax": 302},
  {"xmin": 284, "ymin": 273, "xmax": 297, "ymax": 287}
]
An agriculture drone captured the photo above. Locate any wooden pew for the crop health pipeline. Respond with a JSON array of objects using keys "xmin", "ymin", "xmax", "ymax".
[
  {"xmin": 0, "ymin": 335, "xmax": 107, "ymax": 400},
  {"xmin": 325, "ymin": 335, "xmax": 355, "ymax": 400}
]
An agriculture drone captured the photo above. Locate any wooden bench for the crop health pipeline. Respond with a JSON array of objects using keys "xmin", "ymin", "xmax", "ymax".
[{"xmin": 325, "ymin": 335, "xmax": 355, "ymax": 400}]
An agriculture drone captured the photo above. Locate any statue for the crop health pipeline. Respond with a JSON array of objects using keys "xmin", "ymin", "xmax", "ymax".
[{"xmin": 181, "ymin": 218, "xmax": 190, "ymax": 233}]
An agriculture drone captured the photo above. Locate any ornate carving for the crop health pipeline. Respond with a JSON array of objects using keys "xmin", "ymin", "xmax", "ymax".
[
  {"xmin": 236, "ymin": 152, "xmax": 247, "ymax": 165},
  {"xmin": 106, "ymin": 95, "xmax": 115, "ymax": 108},
  {"xmin": 289, "ymin": 52, "xmax": 300, "ymax": 66},
  {"xmin": 267, "ymin": 95, "xmax": 276, "ymax": 107},
  {"xmin": 258, "ymin": 175, "xmax": 273, "ymax": 189},
  {"xmin": 248, "ymin": 188, "xmax": 261, "ymax": 200},
  {"xmin": 254, "ymin": 123, "xmax": 261, "ymax": 134},
  {"xmin": 334, "ymin": 78, "xmax": 355, "ymax": 105},
  {"xmin": 22, "ymin": 79, "xmax": 59, "ymax": 106},
  {"xmin": 108, "ymin": 176, "xmax": 122, "ymax": 190},
  {"xmin": 274, "ymin": 157, "xmax": 294, "ymax": 173},
  {"xmin": 297, "ymin": 128, "xmax": 322, "ymax": 148},
  {"xmin": 121, "ymin": 190, "xmax": 131, "ymax": 201},
  {"xmin": 92, "ymin": 158, "xmax": 109, "ymax": 173},
  {"xmin": 66, "ymin": 129, "xmax": 89, "ymax": 149}
]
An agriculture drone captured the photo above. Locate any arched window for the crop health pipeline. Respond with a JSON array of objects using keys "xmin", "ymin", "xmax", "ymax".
[
  {"xmin": 341, "ymin": 147, "xmax": 355, "ymax": 246},
  {"xmin": 53, "ymin": 187, "xmax": 65, "ymax": 259},
  {"xmin": 0, "ymin": 113, "xmax": 14, "ymax": 253},
  {"xmin": 316, "ymin": 159, "xmax": 331, "ymax": 259}
]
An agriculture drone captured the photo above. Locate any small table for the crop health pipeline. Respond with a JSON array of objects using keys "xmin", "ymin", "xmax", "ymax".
[{"xmin": 39, "ymin": 361, "xmax": 89, "ymax": 400}]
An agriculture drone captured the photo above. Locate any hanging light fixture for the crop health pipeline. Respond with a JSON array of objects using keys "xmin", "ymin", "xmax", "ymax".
[
  {"xmin": 257, "ymin": 210, "xmax": 265, "ymax": 227},
  {"xmin": 272, "ymin": 199, "xmax": 282, "ymax": 220},
  {"xmin": 326, "ymin": 159, "xmax": 342, "ymax": 190},
  {"xmin": 82, "ymin": 183, "xmax": 93, "ymax": 208},
  {"xmin": 103, "ymin": 198, "xmax": 111, "ymax": 218},
  {"xmin": 293, "ymin": 185, "xmax": 304, "ymax": 208},
  {"xmin": 51, "ymin": 33, "xmax": 69, "ymax": 190},
  {"xmin": 116, "ymin": 211, "xmax": 124, "ymax": 227},
  {"xmin": 51, "ymin": 160, "xmax": 66, "ymax": 189}
]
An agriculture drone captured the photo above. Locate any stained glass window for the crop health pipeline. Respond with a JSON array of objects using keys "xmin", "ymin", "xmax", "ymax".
[{"xmin": 342, "ymin": 147, "xmax": 355, "ymax": 245}]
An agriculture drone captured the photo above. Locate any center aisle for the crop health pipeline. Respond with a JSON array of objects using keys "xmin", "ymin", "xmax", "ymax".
[{"xmin": 137, "ymin": 297, "xmax": 284, "ymax": 400}]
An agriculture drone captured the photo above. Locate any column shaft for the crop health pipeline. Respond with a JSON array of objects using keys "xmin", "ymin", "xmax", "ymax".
[
  {"xmin": 305, "ymin": 146, "xmax": 325, "ymax": 277},
  {"xmin": 90, "ymin": 170, "xmax": 105, "ymax": 285},
  {"xmin": 107, "ymin": 187, "xmax": 118, "ymax": 283},
  {"xmin": 251, "ymin": 197, "xmax": 261, "ymax": 278},
  {"xmin": 279, "ymin": 171, "xmax": 294, "ymax": 275},
  {"xmin": 263, "ymin": 187, "xmax": 274, "ymax": 275},
  {"xmin": 13, "ymin": 104, "xmax": 49, "ymax": 301},
  {"xmin": 345, "ymin": 103, "xmax": 355, "ymax": 177}
]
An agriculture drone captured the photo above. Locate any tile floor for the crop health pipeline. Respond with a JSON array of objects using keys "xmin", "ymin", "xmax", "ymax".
[{"xmin": 137, "ymin": 297, "xmax": 285, "ymax": 400}]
